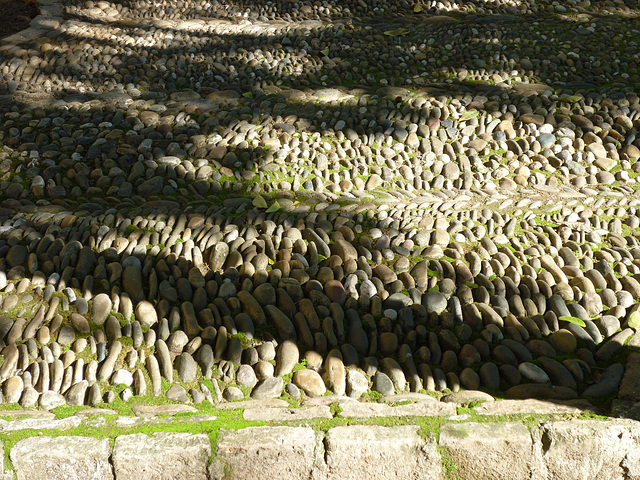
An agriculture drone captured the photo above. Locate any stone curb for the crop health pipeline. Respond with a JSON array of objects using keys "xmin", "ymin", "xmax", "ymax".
[
  {"xmin": 1, "ymin": 419, "xmax": 640, "ymax": 480},
  {"xmin": 0, "ymin": 0, "xmax": 63, "ymax": 52}
]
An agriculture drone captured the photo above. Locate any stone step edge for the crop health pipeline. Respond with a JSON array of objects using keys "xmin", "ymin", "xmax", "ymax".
[
  {"xmin": 0, "ymin": 394, "xmax": 604, "ymax": 424},
  {"xmin": 1, "ymin": 418, "xmax": 640, "ymax": 480},
  {"xmin": 0, "ymin": 0, "xmax": 63, "ymax": 52}
]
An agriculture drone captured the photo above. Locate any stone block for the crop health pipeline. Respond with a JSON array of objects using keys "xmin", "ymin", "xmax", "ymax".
[
  {"xmin": 10, "ymin": 436, "xmax": 113, "ymax": 480},
  {"xmin": 439, "ymin": 422, "xmax": 532, "ymax": 480},
  {"xmin": 536, "ymin": 419, "xmax": 640, "ymax": 480},
  {"xmin": 242, "ymin": 405, "xmax": 332, "ymax": 421},
  {"xmin": 30, "ymin": 15, "xmax": 63, "ymax": 29},
  {"xmin": 112, "ymin": 433, "xmax": 210, "ymax": 480},
  {"xmin": 212, "ymin": 426, "xmax": 320, "ymax": 479},
  {"xmin": 619, "ymin": 353, "xmax": 640, "ymax": 401},
  {"xmin": 340, "ymin": 399, "xmax": 455, "ymax": 418},
  {"xmin": 474, "ymin": 398, "xmax": 592, "ymax": 416},
  {"xmin": 324, "ymin": 425, "xmax": 441, "ymax": 480}
]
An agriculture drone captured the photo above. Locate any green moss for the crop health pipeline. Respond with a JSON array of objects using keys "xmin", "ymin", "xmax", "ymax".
[
  {"xmin": 438, "ymin": 446, "xmax": 461, "ymax": 480},
  {"xmin": 329, "ymin": 402, "xmax": 343, "ymax": 417},
  {"xmin": 123, "ymin": 225, "xmax": 139, "ymax": 236},
  {"xmin": 360, "ymin": 390, "xmax": 383, "ymax": 403},
  {"xmin": 0, "ymin": 405, "xmax": 266, "ymax": 471}
]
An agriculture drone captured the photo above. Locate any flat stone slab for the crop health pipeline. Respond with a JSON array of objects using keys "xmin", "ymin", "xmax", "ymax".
[
  {"xmin": 0, "ymin": 410, "xmax": 55, "ymax": 419},
  {"xmin": 113, "ymin": 433, "xmax": 210, "ymax": 480},
  {"xmin": 30, "ymin": 15, "xmax": 63, "ymax": 29},
  {"xmin": 0, "ymin": 416, "xmax": 81, "ymax": 432},
  {"xmin": 380, "ymin": 393, "xmax": 442, "ymax": 403},
  {"xmin": 74, "ymin": 408, "xmax": 118, "ymax": 417},
  {"xmin": 474, "ymin": 399, "xmax": 594, "ymax": 416},
  {"xmin": 213, "ymin": 398, "xmax": 289, "ymax": 409},
  {"xmin": 10, "ymin": 436, "xmax": 113, "ymax": 480},
  {"xmin": 213, "ymin": 426, "xmax": 320, "ymax": 480},
  {"xmin": 132, "ymin": 404, "xmax": 197, "ymax": 417},
  {"xmin": 324, "ymin": 425, "xmax": 441, "ymax": 480},
  {"xmin": 611, "ymin": 400, "xmax": 640, "ymax": 420},
  {"xmin": 311, "ymin": 88, "xmax": 353, "ymax": 103},
  {"xmin": 619, "ymin": 352, "xmax": 640, "ymax": 401},
  {"xmin": 303, "ymin": 395, "xmax": 356, "ymax": 406},
  {"xmin": 0, "ymin": 28, "xmax": 45, "ymax": 49},
  {"xmin": 440, "ymin": 422, "xmax": 533, "ymax": 480},
  {"xmin": 340, "ymin": 400, "xmax": 456, "ymax": 418},
  {"xmin": 537, "ymin": 420, "xmax": 640, "ymax": 480},
  {"xmin": 114, "ymin": 416, "xmax": 145, "ymax": 427},
  {"xmin": 511, "ymin": 82, "xmax": 553, "ymax": 96},
  {"xmin": 243, "ymin": 405, "xmax": 332, "ymax": 421},
  {"xmin": 441, "ymin": 391, "xmax": 495, "ymax": 404}
]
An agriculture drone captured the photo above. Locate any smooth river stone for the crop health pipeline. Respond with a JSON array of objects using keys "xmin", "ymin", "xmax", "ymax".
[
  {"xmin": 92, "ymin": 293, "xmax": 112, "ymax": 325},
  {"xmin": 293, "ymin": 369, "xmax": 326, "ymax": 397}
]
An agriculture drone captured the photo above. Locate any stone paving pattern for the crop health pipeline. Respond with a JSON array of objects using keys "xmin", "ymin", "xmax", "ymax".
[{"xmin": 1, "ymin": 1, "xmax": 640, "ymax": 474}]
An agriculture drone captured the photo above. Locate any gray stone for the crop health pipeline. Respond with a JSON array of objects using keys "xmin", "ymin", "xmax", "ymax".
[
  {"xmin": 166, "ymin": 385, "xmax": 189, "ymax": 403},
  {"xmin": 92, "ymin": 293, "xmax": 112, "ymax": 325},
  {"xmin": 137, "ymin": 176, "xmax": 164, "ymax": 195},
  {"xmin": 251, "ymin": 377, "xmax": 283, "ymax": 399},
  {"xmin": 213, "ymin": 427, "xmax": 319, "ymax": 480},
  {"xmin": 265, "ymin": 305, "xmax": 297, "ymax": 341},
  {"xmin": 252, "ymin": 283, "xmax": 276, "ymax": 306},
  {"xmin": 581, "ymin": 363, "xmax": 624, "ymax": 398},
  {"xmin": 113, "ymin": 433, "xmax": 210, "ymax": 480},
  {"xmin": 122, "ymin": 267, "xmax": 145, "ymax": 304},
  {"xmin": 111, "ymin": 369, "xmax": 134, "ymax": 386},
  {"xmin": 3, "ymin": 375, "xmax": 23, "ymax": 403},
  {"xmin": 133, "ymin": 368, "xmax": 147, "ymax": 397},
  {"xmin": 538, "ymin": 420, "xmax": 640, "ymax": 480},
  {"xmin": 538, "ymin": 133, "xmax": 555, "ymax": 148},
  {"xmin": 145, "ymin": 355, "xmax": 162, "ymax": 397},
  {"xmin": 441, "ymin": 390, "xmax": 495, "ymax": 405},
  {"xmin": 132, "ymin": 405, "xmax": 197, "ymax": 417},
  {"xmin": 0, "ymin": 344, "xmax": 19, "ymax": 381},
  {"xmin": 322, "ymin": 350, "xmax": 346, "ymax": 396},
  {"xmin": 135, "ymin": 301, "xmax": 158, "ymax": 327},
  {"xmin": 475, "ymin": 399, "xmax": 590, "ymax": 416},
  {"xmin": 440, "ymin": 422, "xmax": 532, "ymax": 480},
  {"xmin": 293, "ymin": 369, "xmax": 326, "ymax": 397},
  {"xmin": 155, "ymin": 339, "xmax": 173, "ymax": 383},
  {"xmin": 518, "ymin": 362, "xmax": 550, "ymax": 384},
  {"xmin": 97, "ymin": 340, "xmax": 122, "ymax": 382},
  {"xmin": 209, "ymin": 242, "xmax": 229, "ymax": 273},
  {"xmin": 274, "ymin": 340, "xmax": 299, "ymax": 377},
  {"xmin": 340, "ymin": 400, "xmax": 455, "ymax": 418},
  {"xmin": 39, "ymin": 391, "xmax": 66, "ymax": 410},
  {"xmin": 373, "ymin": 371, "xmax": 395, "ymax": 396},
  {"xmin": 243, "ymin": 406, "xmax": 331, "ymax": 421},
  {"xmin": 236, "ymin": 364, "xmax": 257, "ymax": 388},
  {"xmin": 57, "ymin": 326, "xmax": 76, "ymax": 346},
  {"xmin": 619, "ymin": 353, "xmax": 640, "ymax": 401},
  {"xmin": 69, "ymin": 313, "xmax": 90, "ymax": 334},
  {"xmin": 324, "ymin": 426, "xmax": 441, "ymax": 480},
  {"xmin": 10, "ymin": 436, "xmax": 113, "ymax": 480},
  {"xmin": 424, "ymin": 290, "xmax": 447, "ymax": 314},
  {"xmin": 597, "ymin": 328, "xmax": 634, "ymax": 361},
  {"xmin": 538, "ymin": 356, "xmax": 577, "ymax": 390},
  {"xmin": 65, "ymin": 381, "xmax": 88, "ymax": 406},
  {"xmin": 175, "ymin": 353, "xmax": 198, "ymax": 383},
  {"xmin": 346, "ymin": 370, "xmax": 368, "ymax": 399}
]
